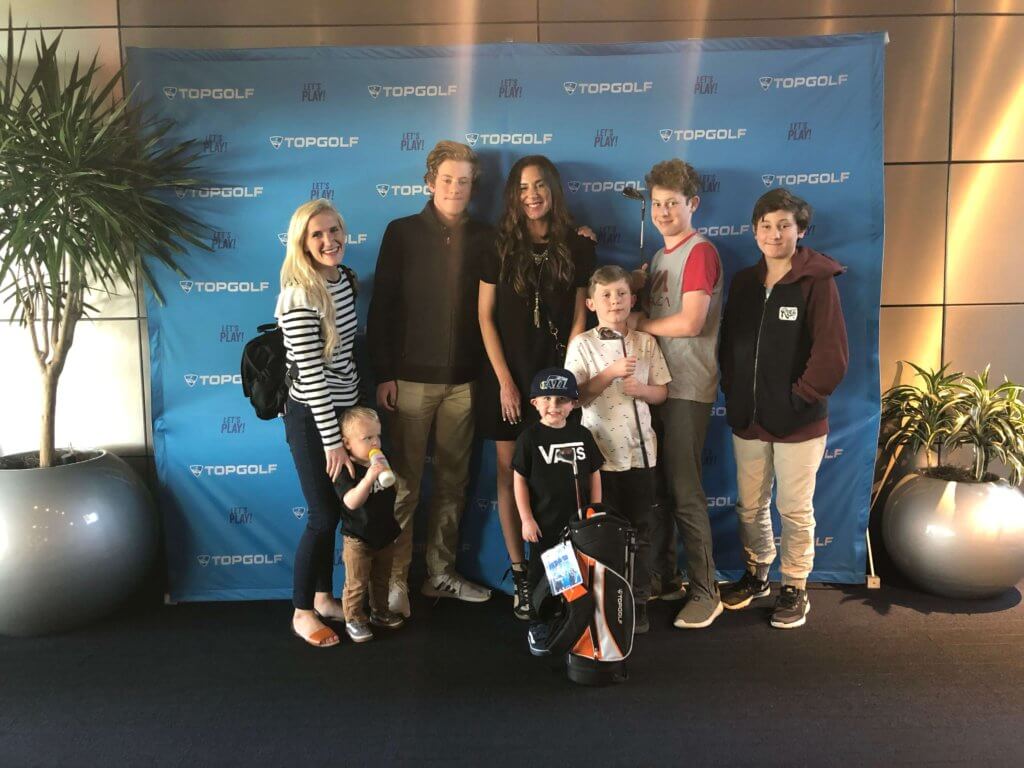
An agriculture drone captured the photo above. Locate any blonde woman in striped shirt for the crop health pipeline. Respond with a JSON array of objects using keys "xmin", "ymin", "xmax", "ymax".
[{"xmin": 276, "ymin": 198, "xmax": 360, "ymax": 648}]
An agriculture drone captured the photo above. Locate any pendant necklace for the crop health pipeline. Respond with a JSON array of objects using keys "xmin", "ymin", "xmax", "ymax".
[{"xmin": 532, "ymin": 246, "xmax": 549, "ymax": 328}]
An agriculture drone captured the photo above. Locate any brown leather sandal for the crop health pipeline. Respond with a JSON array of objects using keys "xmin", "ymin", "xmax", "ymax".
[{"xmin": 291, "ymin": 623, "xmax": 340, "ymax": 648}]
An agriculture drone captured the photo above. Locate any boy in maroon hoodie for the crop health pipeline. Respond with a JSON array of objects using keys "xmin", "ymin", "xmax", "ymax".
[{"xmin": 717, "ymin": 188, "xmax": 848, "ymax": 629}]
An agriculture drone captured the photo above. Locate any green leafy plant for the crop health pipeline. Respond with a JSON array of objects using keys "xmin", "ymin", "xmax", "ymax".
[
  {"xmin": 881, "ymin": 361, "xmax": 1024, "ymax": 484},
  {"xmin": 0, "ymin": 19, "xmax": 208, "ymax": 467}
]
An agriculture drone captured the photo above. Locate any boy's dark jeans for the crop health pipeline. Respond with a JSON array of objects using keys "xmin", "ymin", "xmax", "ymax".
[{"xmin": 600, "ymin": 467, "xmax": 655, "ymax": 601}]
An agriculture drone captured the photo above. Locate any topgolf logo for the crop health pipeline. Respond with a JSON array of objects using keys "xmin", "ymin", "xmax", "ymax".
[
  {"xmin": 375, "ymin": 183, "xmax": 430, "ymax": 199},
  {"xmin": 174, "ymin": 186, "xmax": 263, "ymax": 199},
  {"xmin": 367, "ymin": 84, "xmax": 457, "ymax": 99},
  {"xmin": 179, "ymin": 280, "xmax": 270, "ymax": 294},
  {"xmin": 196, "ymin": 553, "xmax": 284, "ymax": 567},
  {"xmin": 464, "ymin": 132, "xmax": 552, "ymax": 147},
  {"xmin": 567, "ymin": 180, "xmax": 645, "ymax": 194},
  {"xmin": 659, "ymin": 127, "xmax": 747, "ymax": 143},
  {"xmin": 759, "ymin": 74, "xmax": 848, "ymax": 91},
  {"xmin": 189, "ymin": 463, "xmax": 278, "ymax": 478},
  {"xmin": 761, "ymin": 171, "xmax": 851, "ymax": 187},
  {"xmin": 162, "ymin": 86, "xmax": 254, "ymax": 101},
  {"xmin": 269, "ymin": 135, "xmax": 359, "ymax": 149},
  {"xmin": 563, "ymin": 80, "xmax": 653, "ymax": 95}
]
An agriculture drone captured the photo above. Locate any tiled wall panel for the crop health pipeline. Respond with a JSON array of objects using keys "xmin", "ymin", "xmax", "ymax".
[
  {"xmin": 946, "ymin": 162, "xmax": 1024, "ymax": 304},
  {"xmin": 539, "ymin": 0, "xmax": 952, "ymax": 22},
  {"xmin": 944, "ymin": 305, "xmax": 1024, "ymax": 382},
  {"xmin": 951, "ymin": 15, "xmax": 1024, "ymax": 161},
  {"xmin": 119, "ymin": 0, "xmax": 536, "ymax": 27},
  {"xmin": 879, "ymin": 306, "xmax": 944, "ymax": 388},
  {"xmin": 121, "ymin": 24, "xmax": 537, "ymax": 49},
  {"xmin": 1, "ymin": 0, "xmax": 117, "ymax": 28},
  {"xmin": 882, "ymin": 164, "xmax": 948, "ymax": 306}
]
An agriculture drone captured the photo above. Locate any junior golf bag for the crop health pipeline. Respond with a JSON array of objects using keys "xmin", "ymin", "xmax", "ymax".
[{"xmin": 528, "ymin": 503, "xmax": 637, "ymax": 686}]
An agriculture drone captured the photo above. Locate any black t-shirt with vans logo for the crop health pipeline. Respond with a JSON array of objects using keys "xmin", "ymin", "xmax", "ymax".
[
  {"xmin": 334, "ymin": 463, "xmax": 401, "ymax": 550},
  {"xmin": 512, "ymin": 421, "xmax": 604, "ymax": 537}
]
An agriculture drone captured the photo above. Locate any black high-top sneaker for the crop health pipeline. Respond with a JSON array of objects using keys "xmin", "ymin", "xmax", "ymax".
[{"xmin": 511, "ymin": 566, "xmax": 531, "ymax": 621}]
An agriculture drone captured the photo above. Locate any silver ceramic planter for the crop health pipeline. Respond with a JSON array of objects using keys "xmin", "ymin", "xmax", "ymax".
[
  {"xmin": 883, "ymin": 472, "xmax": 1024, "ymax": 599},
  {"xmin": 0, "ymin": 450, "xmax": 158, "ymax": 637}
]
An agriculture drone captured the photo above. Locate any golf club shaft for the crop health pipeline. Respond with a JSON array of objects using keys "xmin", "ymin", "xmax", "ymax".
[{"xmin": 619, "ymin": 337, "xmax": 650, "ymax": 469}]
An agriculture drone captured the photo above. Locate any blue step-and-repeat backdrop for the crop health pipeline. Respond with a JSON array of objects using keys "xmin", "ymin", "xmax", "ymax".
[{"xmin": 127, "ymin": 34, "xmax": 884, "ymax": 602}]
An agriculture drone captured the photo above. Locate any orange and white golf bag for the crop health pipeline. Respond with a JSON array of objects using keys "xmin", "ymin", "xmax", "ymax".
[{"xmin": 528, "ymin": 503, "xmax": 637, "ymax": 686}]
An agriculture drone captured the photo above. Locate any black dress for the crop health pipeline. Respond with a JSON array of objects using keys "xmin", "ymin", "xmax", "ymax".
[{"xmin": 477, "ymin": 231, "xmax": 596, "ymax": 441}]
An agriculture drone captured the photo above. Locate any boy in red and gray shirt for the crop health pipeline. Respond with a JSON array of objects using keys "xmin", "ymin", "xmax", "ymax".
[{"xmin": 631, "ymin": 159, "xmax": 724, "ymax": 630}]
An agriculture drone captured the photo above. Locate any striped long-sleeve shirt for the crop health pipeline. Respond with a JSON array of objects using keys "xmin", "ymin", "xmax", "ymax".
[{"xmin": 274, "ymin": 275, "xmax": 360, "ymax": 449}]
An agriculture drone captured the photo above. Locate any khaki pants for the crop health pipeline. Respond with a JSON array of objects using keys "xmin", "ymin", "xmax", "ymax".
[
  {"xmin": 342, "ymin": 535, "xmax": 396, "ymax": 622},
  {"xmin": 388, "ymin": 380, "xmax": 475, "ymax": 583},
  {"xmin": 731, "ymin": 434, "xmax": 827, "ymax": 589}
]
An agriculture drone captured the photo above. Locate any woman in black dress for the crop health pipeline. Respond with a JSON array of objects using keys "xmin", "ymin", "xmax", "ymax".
[{"xmin": 477, "ymin": 155, "xmax": 596, "ymax": 619}]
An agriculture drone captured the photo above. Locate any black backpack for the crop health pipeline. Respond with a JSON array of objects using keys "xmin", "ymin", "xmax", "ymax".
[{"xmin": 240, "ymin": 265, "xmax": 357, "ymax": 420}]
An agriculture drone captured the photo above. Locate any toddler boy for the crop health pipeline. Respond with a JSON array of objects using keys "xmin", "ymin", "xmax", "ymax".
[{"xmin": 335, "ymin": 407, "xmax": 405, "ymax": 643}]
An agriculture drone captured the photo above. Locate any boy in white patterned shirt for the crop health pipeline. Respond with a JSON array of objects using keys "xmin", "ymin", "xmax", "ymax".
[{"xmin": 563, "ymin": 265, "xmax": 671, "ymax": 633}]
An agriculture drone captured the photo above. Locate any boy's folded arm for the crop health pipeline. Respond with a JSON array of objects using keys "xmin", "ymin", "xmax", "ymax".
[{"xmin": 639, "ymin": 290, "xmax": 711, "ymax": 338}]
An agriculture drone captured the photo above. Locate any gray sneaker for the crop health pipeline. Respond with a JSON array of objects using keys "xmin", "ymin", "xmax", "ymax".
[
  {"xmin": 370, "ymin": 611, "xmax": 405, "ymax": 630},
  {"xmin": 421, "ymin": 573, "xmax": 492, "ymax": 603},
  {"xmin": 388, "ymin": 580, "xmax": 411, "ymax": 618},
  {"xmin": 345, "ymin": 620, "xmax": 374, "ymax": 643},
  {"xmin": 672, "ymin": 593, "xmax": 724, "ymax": 629}
]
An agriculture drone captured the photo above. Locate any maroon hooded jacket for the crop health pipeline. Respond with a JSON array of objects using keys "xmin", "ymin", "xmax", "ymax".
[{"xmin": 719, "ymin": 246, "xmax": 849, "ymax": 442}]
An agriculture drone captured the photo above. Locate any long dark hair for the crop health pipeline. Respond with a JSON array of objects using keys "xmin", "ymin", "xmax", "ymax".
[{"xmin": 497, "ymin": 155, "xmax": 575, "ymax": 297}]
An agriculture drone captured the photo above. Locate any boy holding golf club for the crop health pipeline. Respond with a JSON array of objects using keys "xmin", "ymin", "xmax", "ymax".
[{"xmin": 564, "ymin": 265, "xmax": 670, "ymax": 633}]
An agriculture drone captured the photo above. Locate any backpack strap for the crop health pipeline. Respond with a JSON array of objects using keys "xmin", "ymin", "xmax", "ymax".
[{"xmin": 339, "ymin": 264, "xmax": 358, "ymax": 297}]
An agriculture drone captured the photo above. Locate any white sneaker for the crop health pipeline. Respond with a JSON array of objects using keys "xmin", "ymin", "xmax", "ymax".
[
  {"xmin": 388, "ymin": 580, "xmax": 411, "ymax": 618},
  {"xmin": 421, "ymin": 573, "xmax": 492, "ymax": 603}
]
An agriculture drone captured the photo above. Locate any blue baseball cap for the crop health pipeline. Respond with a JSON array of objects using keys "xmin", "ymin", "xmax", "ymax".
[{"xmin": 529, "ymin": 367, "xmax": 579, "ymax": 400}]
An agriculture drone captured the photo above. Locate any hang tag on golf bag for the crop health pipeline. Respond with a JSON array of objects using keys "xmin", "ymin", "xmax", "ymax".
[{"xmin": 541, "ymin": 541, "xmax": 584, "ymax": 596}]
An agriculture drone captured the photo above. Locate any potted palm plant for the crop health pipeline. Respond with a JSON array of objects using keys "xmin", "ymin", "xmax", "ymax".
[
  {"xmin": 881, "ymin": 362, "xmax": 1024, "ymax": 598},
  {"xmin": 0, "ymin": 21, "xmax": 208, "ymax": 636}
]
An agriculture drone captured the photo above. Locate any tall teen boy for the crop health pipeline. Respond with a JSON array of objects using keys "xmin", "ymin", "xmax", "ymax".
[
  {"xmin": 718, "ymin": 188, "xmax": 848, "ymax": 629},
  {"xmin": 631, "ymin": 159, "xmax": 724, "ymax": 630},
  {"xmin": 367, "ymin": 141, "xmax": 494, "ymax": 616}
]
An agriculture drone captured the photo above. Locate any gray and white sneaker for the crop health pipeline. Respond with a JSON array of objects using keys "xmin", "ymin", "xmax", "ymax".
[
  {"xmin": 370, "ymin": 611, "xmax": 405, "ymax": 630},
  {"xmin": 672, "ymin": 593, "xmax": 724, "ymax": 629},
  {"xmin": 770, "ymin": 585, "xmax": 810, "ymax": 629},
  {"xmin": 345, "ymin": 620, "xmax": 374, "ymax": 643},
  {"xmin": 421, "ymin": 573, "xmax": 492, "ymax": 603},
  {"xmin": 388, "ymin": 580, "xmax": 411, "ymax": 618}
]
